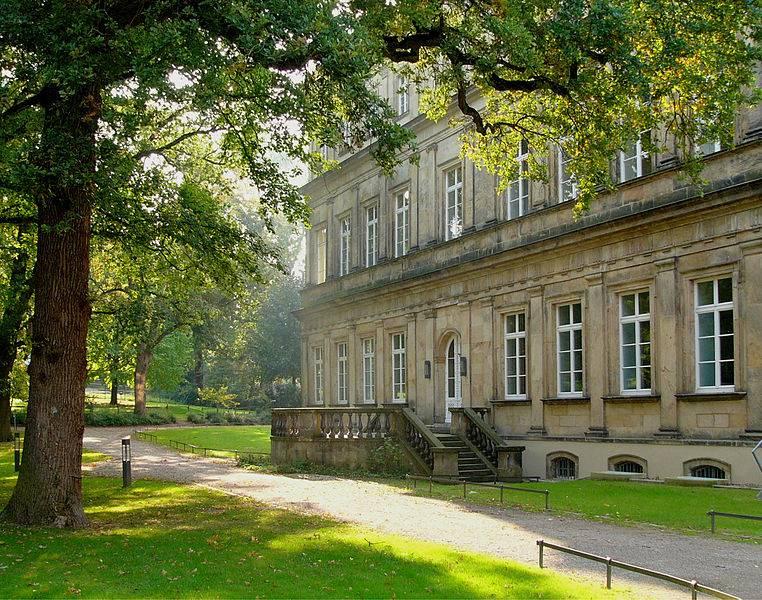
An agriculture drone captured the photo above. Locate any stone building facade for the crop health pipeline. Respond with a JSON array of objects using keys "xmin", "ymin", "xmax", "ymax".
[{"xmin": 297, "ymin": 72, "xmax": 762, "ymax": 484}]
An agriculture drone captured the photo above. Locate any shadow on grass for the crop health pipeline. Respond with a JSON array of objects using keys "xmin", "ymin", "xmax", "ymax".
[{"xmin": 0, "ymin": 474, "xmax": 619, "ymax": 599}]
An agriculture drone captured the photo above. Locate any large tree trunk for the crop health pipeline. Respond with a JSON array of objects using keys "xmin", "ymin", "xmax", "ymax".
[
  {"xmin": 191, "ymin": 325, "xmax": 204, "ymax": 399},
  {"xmin": 109, "ymin": 379, "xmax": 119, "ymax": 407},
  {"xmin": 0, "ymin": 226, "xmax": 34, "ymax": 442},
  {"xmin": 134, "ymin": 346, "xmax": 152, "ymax": 415},
  {"xmin": 2, "ymin": 86, "xmax": 99, "ymax": 528}
]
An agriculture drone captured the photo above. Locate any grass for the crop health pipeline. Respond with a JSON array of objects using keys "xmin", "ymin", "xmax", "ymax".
[
  {"xmin": 392, "ymin": 478, "xmax": 762, "ymax": 541},
  {"xmin": 146, "ymin": 426, "xmax": 271, "ymax": 457},
  {"xmin": 0, "ymin": 445, "xmax": 627, "ymax": 599}
]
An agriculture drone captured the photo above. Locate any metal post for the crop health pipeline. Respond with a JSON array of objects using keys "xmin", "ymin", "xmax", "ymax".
[
  {"xmin": 545, "ymin": 490, "xmax": 549, "ymax": 510},
  {"xmin": 710, "ymin": 511, "xmax": 716, "ymax": 533},
  {"xmin": 537, "ymin": 540, "xmax": 544, "ymax": 568},
  {"xmin": 463, "ymin": 481, "xmax": 467, "ymax": 499},
  {"xmin": 429, "ymin": 476, "xmax": 432, "ymax": 495},
  {"xmin": 13, "ymin": 432, "xmax": 21, "ymax": 472},
  {"xmin": 121, "ymin": 437, "xmax": 132, "ymax": 487},
  {"xmin": 500, "ymin": 485, "xmax": 504, "ymax": 504},
  {"xmin": 605, "ymin": 557, "xmax": 612, "ymax": 589},
  {"xmin": 691, "ymin": 581, "xmax": 698, "ymax": 600}
]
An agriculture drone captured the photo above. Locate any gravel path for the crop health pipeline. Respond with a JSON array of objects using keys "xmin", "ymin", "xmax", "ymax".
[{"xmin": 84, "ymin": 427, "xmax": 761, "ymax": 599}]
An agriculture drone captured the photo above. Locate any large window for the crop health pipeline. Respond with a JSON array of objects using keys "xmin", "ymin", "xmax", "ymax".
[
  {"xmin": 392, "ymin": 332, "xmax": 407, "ymax": 402},
  {"xmin": 619, "ymin": 130, "xmax": 652, "ymax": 182},
  {"xmin": 445, "ymin": 166, "xmax": 463, "ymax": 240},
  {"xmin": 339, "ymin": 216, "xmax": 351, "ymax": 276},
  {"xmin": 504, "ymin": 313, "xmax": 527, "ymax": 399},
  {"xmin": 315, "ymin": 227, "xmax": 327, "ymax": 284},
  {"xmin": 394, "ymin": 189, "xmax": 410, "ymax": 258},
  {"xmin": 507, "ymin": 140, "xmax": 530, "ymax": 218},
  {"xmin": 695, "ymin": 277, "xmax": 734, "ymax": 390},
  {"xmin": 396, "ymin": 76, "xmax": 409, "ymax": 116},
  {"xmin": 548, "ymin": 454, "xmax": 577, "ymax": 480},
  {"xmin": 557, "ymin": 302, "xmax": 583, "ymax": 396},
  {"xmin": 620, "ymin": 291, "xmax": 651, "ymax": 393},
  {"xmin": 362, "ymin": 338, "xmax": 375, "ymax": 404},
  {"xmin": 365, "ymin": 204, "xmax": 378, "ymax": 267},
  {"xmin": 336, "ymin": 342, "xmax": 348, "ymax": 405},
  {"xmin": 312, "ymin": 346, "xmax": 324, "ymax": 405},
  {"xmin": 558, "ymin": 147, "xmax": 577, "ymax": 202}
]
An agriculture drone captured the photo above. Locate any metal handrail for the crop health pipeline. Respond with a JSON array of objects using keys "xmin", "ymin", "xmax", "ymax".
[
  {"xmin": 406, "ymin": 474, "xmax": 550, "ymax": 509},
  {"xmin": 707, "ymin": 509, "xmax": 762, "ymax": 533},
  {"xmin": 536, "ymin": 540, "xmax": 739, "ymax": 599}
]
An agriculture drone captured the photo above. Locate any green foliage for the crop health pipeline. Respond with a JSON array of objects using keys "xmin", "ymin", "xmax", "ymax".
[
  {"xmin": 147, "ymin": 330, "xmax": 194, "ymax": 393},
  {"xmin": 83, "ymin": 409, "xmax": 176, "ymax": 427},
  {"xmin": 148, "ymin": 425, "xmax": 272, "ymax": 454},
  {"xmin": 369, "ymin": 438, "xmax": 410, "ymax": 476},
  {"xmin": 9, "ymin": 359, "xmax": 28, "ymax": 402},
  {"xmin": 197, "ymin": 385, "xmax": 239, "ymax": 410}
]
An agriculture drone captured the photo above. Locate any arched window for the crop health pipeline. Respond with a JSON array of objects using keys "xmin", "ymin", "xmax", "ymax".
[
  {"xmin": 608, "ymin": 455, "xmax": 647, "ymax": 475},
  {"xmin": 614, "ymin": 461, "xmax": 644, "ymax": 474},
  {"xmin": 683, "ymin": 458, "xmax": 730, "ymax": 480},
  {"xmin": 547, "ymin": 452, "xmax": 578, "ymax": 480}
]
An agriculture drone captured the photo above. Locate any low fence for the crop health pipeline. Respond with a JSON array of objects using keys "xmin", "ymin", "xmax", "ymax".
[
  {"xmin": 536, "ymin": 540, "xmax": 739, "ymax": 599},
  {"xmin": 405, "ymin": 475, "xmax": 550, "ymax": 510},
  {"xmin": 707, "ymin": 510, "xmax": 762, "ymax": 534},
  {"xmin": 135, "ymin": 430, "xmax": 270, "ymax": 463}
]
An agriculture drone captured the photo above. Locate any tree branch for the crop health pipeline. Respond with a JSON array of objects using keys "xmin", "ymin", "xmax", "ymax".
[{"xmin": 133, "ymin": 127, "xmax": 222, "ymax": 160}]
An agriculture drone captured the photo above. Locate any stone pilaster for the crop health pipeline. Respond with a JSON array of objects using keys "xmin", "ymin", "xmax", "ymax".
[
  {"xmin": 375, "ymin": 321, "xmax": 386, "ymax": 405},
  {"xmin": 741, "ymin": 240, "xmax": 762, "ymax": 433},
  {"xmin": 585, "ymin": 274, "xmax": 608, "ymax": 436},
  {"xmin": 527, "ymin": 287, "xmax": 546, "ymax": 435},
  {"xmin": 654, "ymin": 257, "xmax": 681, "ymax": 436}
]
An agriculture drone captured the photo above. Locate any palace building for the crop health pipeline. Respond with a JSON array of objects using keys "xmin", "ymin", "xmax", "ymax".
[{"xmin": 291, "ymin": 72, "xmax": 762, "ymax": 485}]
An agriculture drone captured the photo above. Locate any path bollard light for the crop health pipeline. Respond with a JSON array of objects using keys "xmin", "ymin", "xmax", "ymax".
[
  {"xmin": 14, "ymin": 432, "xmax": 21, "ymax": 472},
  {"xmin": 121, "ymin": 437, "xmax": 132, "ymax": 487}
]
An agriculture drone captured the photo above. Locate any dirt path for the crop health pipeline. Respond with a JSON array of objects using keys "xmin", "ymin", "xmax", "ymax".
[{"xmin": 84, "ymin": 427, "xmax": 761, "ymax": 599}]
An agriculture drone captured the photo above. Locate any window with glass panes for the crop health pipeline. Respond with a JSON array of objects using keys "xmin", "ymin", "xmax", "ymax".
[
  {"xmin": 557, "ymin": 303, "xmax": 583, "ymax": 395},
  {"xmin": 315, "ymin": 227, "xmax": 327, "ymax": 284},
  {"xmin": 336, "ymin": 342, "xmax": 349, "ymax": 404},
  {"xmin": 362, "ymin": 338, "xmax": 375, "ymax": 404},
  {"xmin": 339, "ymin": 216, "xmax": 351, "ymax": 276},
  {"xmin": 392, "ymin": 333, "xmax": 407, "ymax": 402},
  {"xmin": 504, "ymin": 313, "xmax": 527, "ymax": 398},
  {"xmin": 558, "ymin": 147, "xmax": 577, "ymax": 202},
  {"xmin": 396, "ymin": 76, "xmax": 409, "ymax": 116},
  {"xmin": 508, "ymin": 140, "xmax": 530, "ymax": 218},
  {"xmin": 619, "ymin": 130, "xmax": 652, "ymax": 182},
  {"xmin": 394, "ymin": 189, "xmax": 410, "ymax": 258},
  {"xmin": 445, "ymin": 166, "xmax": 463, "ymax": 240},
  {"xmin": 620, "ymin": 291, "xmax": 651, "ymax": 393},
  {"xmin": 695, "ymin": 278, "xmax": 734, "ymax": 390},
  {"xmin": 313, "ymin": 346, "xmax": 324, "ymax": 405},
  {"xmin": 365, "ymin": 204, "xmax": 378, "ymax": 267}
]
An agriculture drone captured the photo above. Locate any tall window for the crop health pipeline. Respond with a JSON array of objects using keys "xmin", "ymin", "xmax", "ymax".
[
  {"xmin": 319, "ymin": 144, "xmax": 329, "ymax": 161},
  {"xmin": 362, "ymin": 338, "xmax": 375, "ymax": 404},
  {"xmin": 394, "ymin": 189, "xmax": 410, "ymax": 258},
  {"xmin": 504, "ymin": 313, "xmax": 527, "ymax": 399},
  {"xmin": 315, "ymin": 227, "xmax": 327, "ymax": 284},
  {"xmin": 339, "ymin": 216, "xmax": 351, "ymax": 276},
  {"xmin": 392, "ymin": 333, "xmax": 407, "ymax": 402},
  {"xmin": 557, "ymin": 302, "xmax": 583, "ymax": 396},
  {"xmin": 508, "ymin": 140, "xmax": 530, "ymax": 218},
  {"xmin": 396, "ymin": 76, "xmax": 409, "ymax": 116},
  {"xmin": 336, "ymin": 342, "xmax": 349, "ymax": 404},
  {"xmin": 695, "ymin": 277, "xmax": 734, "ymax": 390},
  {"xmin": 619, "ymin": 130, "xmax": 652, "ymax": 182},
  {"xmin": 313, "ymin": 346, "xmax": 324, "ymax": 405},
  {"xmin": 445, "ymin": 166, "xmax": 463, "ymax": 240},
  {"xmin": 698, "ymin": 140, "xmax": 721, "ymax": 156},
  {"xmin": 558, "ymin": 148, "xmax": 577, "ymax": 202},
  {"xmin": 620, "ymin": 291, "xmax": 651, "ymax": 393},
  {"xmin": 365, "ymin": 204, "xmax": 378, "ymax": 267}
]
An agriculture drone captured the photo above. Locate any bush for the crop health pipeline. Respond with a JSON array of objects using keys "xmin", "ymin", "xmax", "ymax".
[
  {"xmin": 84, "ymin": 409, "xmax": 176, "ymax": 427},
  {"xmin": 186, "ymin": 412, "xmax": 205, "ymax": 424},
  {"xmin": 368, "ymin": 438, "xmax": 409, "ymax": 476},
  {"xmin": 206, "ymin": 412, "xmax": 225, "ymax": 424}
]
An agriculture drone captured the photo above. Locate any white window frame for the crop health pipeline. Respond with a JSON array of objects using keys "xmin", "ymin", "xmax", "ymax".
[
  {"xmin": 507, "ymin": 140, "xmax": 530, "ymax": 219},
  {"xmin": 396, "ymin": 76, "xmax": 409, "ymax": 116},
  {"xmin": 391, "ymin": 332, "xmax": 407, "ymax": 403},
  {"xmin": 444, "ymin": 166, "xmax": 463, "ymax": 240},
  {"xmin": 394, "ymin": 188, "xmax": 410, "ymax": 258},
  {"xmin": 312, "ymin": 346, "xmax": 324, "ymax": 405},
  {"xmin": 319, "ymin": 144, "xmax": 329, "ymax": 161},
  {"xmin": 698, "ymin": 140, "xmax": 722, "ymax": 156},
  {"xmin": 336, "ymin": 342, "xmax": 349, "ymax": 405},
  {"xmin": 619, "ymin": 291, "xmax": 652, "ymax": 394},
  {"xmin": 557, "ymin": 302, "xmax": 584, "ymax": 397},
  {"xmin": 619, "ymin": 129, "xmax": 651, "ymax": 182},
  {"xmin": 362, "ymin": 338, "xmax": 376, "ymax": 404},
  {"xmin": 339, "ymin": 216, "xmax": 351, "ymax": 276},
  {"xmin": 695, "ymin": 277, "xmax": 735, "ymax": 392},
  {"xmin": 365, "ymin": 204, "xmax": 378, "ymax": 267},
  {"xmin": 557, "ymin": 147, "xmax": 577, "ymax": 203},
  {"xmin": 504, "ymin": 312, "xmax": 527, "ymax": 399},
  {"xmin": 315, "ymin": 227, "xmax": 327, "ymax": 284}
]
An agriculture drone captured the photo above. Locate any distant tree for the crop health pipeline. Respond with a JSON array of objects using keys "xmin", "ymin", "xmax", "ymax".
[{"xmin": 147, "ymin": 331, "xmax": 195, "ymax": 396}]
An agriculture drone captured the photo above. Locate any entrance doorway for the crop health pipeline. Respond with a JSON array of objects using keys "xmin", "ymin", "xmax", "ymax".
[{"xmin": 445, "ymin": 336, "xmax": 462, "ymax": 423}]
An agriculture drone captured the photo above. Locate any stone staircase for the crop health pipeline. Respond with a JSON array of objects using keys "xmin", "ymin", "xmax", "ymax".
[{"xmin": 432, "ymin": 431, "xmax": 496, "ymax": 482}]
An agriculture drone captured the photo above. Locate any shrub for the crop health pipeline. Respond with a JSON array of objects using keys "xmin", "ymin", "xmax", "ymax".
[
  {"xmin": 368, "ymin": 438, "xmax": 409, "ymax": 476},
  {"xmin": 206, "ymin": 412, "xmax": 225, "ymax": 424},
  {"xmin": 84, "ymin": 409, "xmax": 176, "ymax": 427},
  {"xmin": 186, "ymin": 412, "xmax": 205, "ymax": 424}
]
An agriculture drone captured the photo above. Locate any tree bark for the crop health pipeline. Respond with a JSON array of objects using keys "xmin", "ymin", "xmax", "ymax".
[
  {"xmin": 192, "ymin": 325, "xmax": 204, "ymax": 399},
  {"xmin": 2, "ymin": 85, "xmax": 99, "ymax": 528},
  {"xmin": 109, "ymin": 379, "xmax": 118, "ymax": 406},
  {"xmin": 134, "ymin": 347, "xmax": 152, "ymax": 415},
  {"xmin": 0, "ymin": 226, "xmax": 34, "ymax": 442}
]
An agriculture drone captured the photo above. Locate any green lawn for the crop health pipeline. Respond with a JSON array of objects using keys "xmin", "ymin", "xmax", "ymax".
[
  {"xmin": 394, "ymin": 478, "xmax": 762, "ymax": 540},
  {"xmin": 82, "ymin": 391, "xmax": 259, "ymax": 420},
  {"xmin": 0, "ymin": 444, "xmax": 627, "ymax": 599},
  {"xmin": 146, "ymin": 425, "xmax": 271, "ymax": 457}
]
